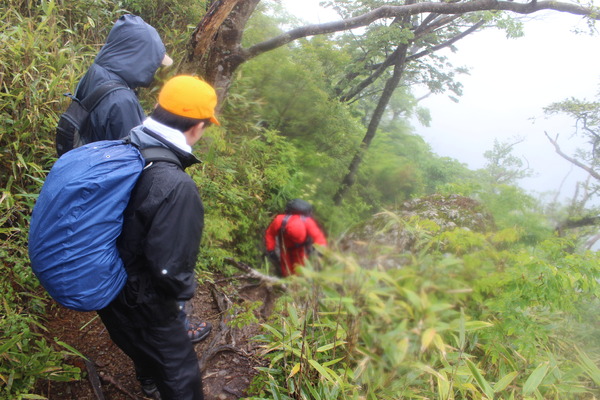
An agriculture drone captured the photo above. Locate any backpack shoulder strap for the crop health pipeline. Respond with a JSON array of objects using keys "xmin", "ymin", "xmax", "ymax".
[
  {"xmin": 79, "ymin": 81, "xmax": 129, "ymax": 112},
  {"xmin": 140, "ymin": 146, "xmax": 182, "ymax": 169},
  {"xmin": 278, "ymin": 214, "xmax": 292, "ymax": 250},
  {"xmin": 280, "ymin": 214, "xmax": 292, "ymax": 235}
]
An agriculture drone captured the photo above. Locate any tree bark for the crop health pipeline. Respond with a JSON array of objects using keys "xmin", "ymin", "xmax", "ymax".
[
  {"xmin": 407, "ymin": 19, "xmax": 485, "ymax": 61},
  {"xmin": 188, "ymin": 0, "xmax": 260, "ymax": 101}
]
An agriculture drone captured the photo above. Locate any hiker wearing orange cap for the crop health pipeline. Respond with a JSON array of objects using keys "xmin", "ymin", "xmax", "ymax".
[{"xmin": 97, "ymin": 75, "xmax": 220, "ymax": 400}]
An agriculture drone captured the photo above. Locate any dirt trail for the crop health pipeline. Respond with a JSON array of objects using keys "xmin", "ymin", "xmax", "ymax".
[{"xmin": 36, "ymin": 274, "xmax": 277, "ymax": 400}]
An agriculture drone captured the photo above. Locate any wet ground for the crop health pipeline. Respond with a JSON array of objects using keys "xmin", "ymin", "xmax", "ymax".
[{"xmin": 35, "ymin": 271, "xmax": 278, "ymax": 400}]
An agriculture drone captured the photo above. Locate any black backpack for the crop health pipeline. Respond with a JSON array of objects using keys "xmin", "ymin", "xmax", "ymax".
[
  {"xmin": 55, "ymin": 81, "xmax": 128, "ymax": 157},
  {"xmin": 284, "ymin": 199, "xmax": 313, "ymax": 216}
]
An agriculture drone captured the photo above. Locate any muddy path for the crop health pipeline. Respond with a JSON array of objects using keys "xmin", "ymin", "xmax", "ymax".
[{"xmin": 36, "ymin": 270, "xmax": 279, "ymax": 400}]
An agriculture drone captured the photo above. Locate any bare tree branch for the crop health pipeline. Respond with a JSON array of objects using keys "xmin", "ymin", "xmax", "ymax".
[
  {"xmin": 414, "ymin": 12, "xmax": 444, "ymax": 33},
  {"xmin": 224, "ymin": 257, "xmax": 286, "ymax": 289},
  {"xmin": 585, "ymin": 232, "xmax": 600, "ymax": 249},
  {"xmin": 414, "ymin": 14, "xmax": 462, "ymax": 36},
  {"xmin": 407, "ymin": 19, "xmax": 485, "ymax": 61},
  {"xmin": 557, "ymin": 215, "xmax": 600, "ymax": 231},
  {"xmin": 544, "ymin": 131, "xmax": 600, "ymax": 180},
  {"xmin": 243, "ymin": 1, "xmax": 598, "ymax": 61},
  {"xmin": 340, "ymin": 45, "xmax": 404, "ymax": 103}
]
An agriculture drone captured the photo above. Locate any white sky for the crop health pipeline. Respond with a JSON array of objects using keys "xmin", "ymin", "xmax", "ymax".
[
  {"xmin": 415, "ymin": 12, "xmax": 600, "ymax": 200},
  {"xmin": 279, "ymin": 0, "xmax": 600, "ymax": 200}
]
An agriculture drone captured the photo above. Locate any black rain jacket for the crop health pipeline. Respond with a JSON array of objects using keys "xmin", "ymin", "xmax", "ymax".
[
  {"xmin": 75, "ymin": 15, "xmax": 167, "ymax": 144},
  {"xmin": 114, "ymin": 126, "xmax": 203, "ymax": 326}
]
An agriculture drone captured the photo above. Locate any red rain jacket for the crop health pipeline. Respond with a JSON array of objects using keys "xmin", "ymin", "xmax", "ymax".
[{"xmin": 265, "ymin": 214, "xmax": 327, "ymax": 276}]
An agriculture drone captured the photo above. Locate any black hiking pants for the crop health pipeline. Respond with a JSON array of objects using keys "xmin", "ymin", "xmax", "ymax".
[{"xmin": 98, "ymin": 293, "xmax": 203, "ymax": 400}]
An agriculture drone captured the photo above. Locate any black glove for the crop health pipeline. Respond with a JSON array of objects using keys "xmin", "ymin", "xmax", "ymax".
[
  {"xmin": 266, "ymin": 250, "xmax": 283, "ymax": 277},
  {"xmin": 267, "ymin": 250, "xmax": 279, "ymax": 265}
]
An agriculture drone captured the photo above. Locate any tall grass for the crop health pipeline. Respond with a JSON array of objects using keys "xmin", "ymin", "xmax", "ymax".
[{"xmin": 0, "ymin": 1, "xmax": 121, "ymax": 396}]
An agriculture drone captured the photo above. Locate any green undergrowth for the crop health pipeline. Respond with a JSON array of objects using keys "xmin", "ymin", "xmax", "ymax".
[
  {"xmin": 0, "ymin": 232, "xmax": 83, "ymax": 398},
  {"xmin": 247, "ymin": 214, "xmax": 600, "ymax": 399}
]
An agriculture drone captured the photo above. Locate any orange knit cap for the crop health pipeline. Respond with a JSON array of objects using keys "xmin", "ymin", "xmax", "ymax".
[{"xmin": 158, "ymin": 75, "xmax": 220, "ymax": 125}]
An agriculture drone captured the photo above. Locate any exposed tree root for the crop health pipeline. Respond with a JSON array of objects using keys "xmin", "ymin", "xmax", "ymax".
[
  {"xmin": 198, "ymin": 265, "xmax": 280, "ymax": 373},
  {"xmin": 224, "ymin": 257, "xmax": 287, "ymax": 290},
  {"xmin": 198, "ymin": 282, "xmax": 236, "ymax": 372}
]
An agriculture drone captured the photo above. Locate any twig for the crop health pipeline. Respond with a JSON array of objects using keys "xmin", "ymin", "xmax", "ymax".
[
  {"xmin": 544, "ymin": 131, "xmax": 600, "ymax": 180},
  {"xmin": 98, "ymin": 371, "xmax": 140, "ymax": 400}
]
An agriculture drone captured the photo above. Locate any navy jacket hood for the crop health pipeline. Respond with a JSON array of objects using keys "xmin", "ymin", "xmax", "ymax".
[
  {"xmin": 70, "ymin": 15, "xmax": 167, "ymax": 144},
  {"xmin": 94, "ymin": 14, "xmax": 166, "ymax": 88}
]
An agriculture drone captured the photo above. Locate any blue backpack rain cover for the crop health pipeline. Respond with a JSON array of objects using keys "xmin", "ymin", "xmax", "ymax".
[{"xmin": 28, "ymin": 140, "xmax": 144, "ymax": 311}]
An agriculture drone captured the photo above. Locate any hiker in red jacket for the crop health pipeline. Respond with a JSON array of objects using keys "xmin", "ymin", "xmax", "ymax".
[{"xmin": 265, "ymin": 199, "xmax": 327, "ymax": 276}]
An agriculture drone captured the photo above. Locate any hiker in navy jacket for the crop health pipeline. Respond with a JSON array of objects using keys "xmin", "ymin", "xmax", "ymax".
[
  {"xmin": 72, "ymin": 15, "xmax": 210, "ymax": 344},
  {"xmin": 72, "ymin": 14, "xmax": 173, "ymax": 146},
  {"xmin": 97, "ymin": 75, "xmax": 220, "ymax": 400}
]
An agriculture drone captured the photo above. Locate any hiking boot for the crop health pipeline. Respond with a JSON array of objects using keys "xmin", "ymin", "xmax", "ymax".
[
  {"xmin": 140, "ymin": 378, "xmax": 161, "ymax": 399},
  {"xmin": 187, "ymin": 320, "xmax": 212, "ymax": 343}
]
